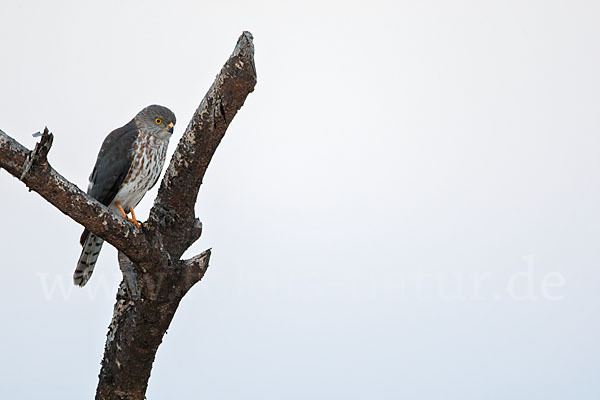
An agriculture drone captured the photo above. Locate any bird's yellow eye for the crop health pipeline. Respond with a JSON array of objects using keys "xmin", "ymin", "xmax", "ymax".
[{"xmin": 155, "ymin": 118, "xmax": 162, "ymax": 125}]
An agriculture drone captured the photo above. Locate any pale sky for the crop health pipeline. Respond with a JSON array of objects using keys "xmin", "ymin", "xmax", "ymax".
[{"xmin": 1, "ymin": 1, "xmax": 599, "ymax": 399}]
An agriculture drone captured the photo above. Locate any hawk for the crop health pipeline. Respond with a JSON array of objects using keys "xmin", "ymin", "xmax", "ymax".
[{"xmin": 73, "ymin": 105, "xmax": 176, "ymax": 287}]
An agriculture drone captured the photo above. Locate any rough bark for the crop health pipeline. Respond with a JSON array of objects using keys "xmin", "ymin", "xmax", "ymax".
[
  {"xmin": 149, "ymin": 30, "xmax": 257, "ymax": 259},
  {"xmin": 0, "ymin": 31, "xmax": 256, "ymax": 400},
  {"xmin": 0, "ymin": 128, "xmax": 152, "ymax": 263}
]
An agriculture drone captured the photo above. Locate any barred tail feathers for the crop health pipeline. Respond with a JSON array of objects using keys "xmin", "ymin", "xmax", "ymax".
[{"xmin": 74, "ymin": 233, "xmax": 104, "ymax": 287}]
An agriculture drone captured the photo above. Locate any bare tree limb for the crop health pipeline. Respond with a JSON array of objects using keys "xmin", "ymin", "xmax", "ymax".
[
  {"xmin": 149, "ymin": 31, "xmax": 257, "ymax": 258},
  {"xmin": 0, "ymin": 128, "xmax": 153, "ymax": 263},
  {"xmin": 182, "ymin": 249, "xmax": 212, "ymax": 292}
]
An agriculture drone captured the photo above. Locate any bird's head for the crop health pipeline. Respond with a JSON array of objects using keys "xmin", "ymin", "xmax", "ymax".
[{"xmin": 136, "ymin": 105, "xmax": 176, "ymax": 139}]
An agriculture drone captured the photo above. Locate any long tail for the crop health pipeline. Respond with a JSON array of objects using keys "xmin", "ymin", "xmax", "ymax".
[{"xmin": 74, "ymin": 232, "xmax": 104, "ymax": 287}]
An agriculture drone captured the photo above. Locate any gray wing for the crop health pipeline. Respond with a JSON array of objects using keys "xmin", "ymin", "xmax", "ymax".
[
  {"xmin": 80, "ymin": 120, "xmax": 138, "ymax": 246},
  {"xmin": 88, "ymin": 120, "xmax": 139, "ymax": 206}
]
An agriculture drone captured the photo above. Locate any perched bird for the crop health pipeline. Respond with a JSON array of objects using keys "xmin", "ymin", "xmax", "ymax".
[{"xmin": 74, "ymin": 105, "xmax": 176, "ymax": 286}]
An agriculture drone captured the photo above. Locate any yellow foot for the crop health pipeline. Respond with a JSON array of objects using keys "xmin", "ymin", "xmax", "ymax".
[
  {"xmin": 115, "ymin": 202, "xmax": 141, "ymax": 230},
  {"xmin": 129, "ymin": 207, "xmax": 141, "ymax": 230}
]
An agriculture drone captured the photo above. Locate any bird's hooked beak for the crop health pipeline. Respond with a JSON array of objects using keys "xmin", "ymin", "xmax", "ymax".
[{"xmin": 167, "ymin": 122, "xmax": 174, "ymax": 134}]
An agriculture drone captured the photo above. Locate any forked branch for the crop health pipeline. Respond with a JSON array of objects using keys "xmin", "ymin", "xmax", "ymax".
[{"xmin": 0, "ymin": 31, "xmax": 256, "ymax": 400}]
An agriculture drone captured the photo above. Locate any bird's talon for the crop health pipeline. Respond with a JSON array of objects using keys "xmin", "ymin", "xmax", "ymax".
[
  {"xmin": 127, "ymin": 217, "xmax": 139, "ymax": 227},
  {"xmin": 129, "ymin": 207, "xmax": 141, "ymax": 230}
]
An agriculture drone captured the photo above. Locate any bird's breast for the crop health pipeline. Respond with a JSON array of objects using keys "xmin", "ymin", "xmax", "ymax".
[{"xmin": 113, "ymin": 134, "xmax": 169, "ymax": 210}]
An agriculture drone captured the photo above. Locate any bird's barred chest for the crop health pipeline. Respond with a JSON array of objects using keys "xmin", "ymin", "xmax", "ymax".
[{"xmin": 111, "ymin": 133, "xmax": 169, "ymax": 210}]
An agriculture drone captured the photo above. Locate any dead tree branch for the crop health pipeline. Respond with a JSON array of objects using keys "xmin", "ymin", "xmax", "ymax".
[
  {"xmin": 0, "ymin": 128, "xmax": 152, "ymax": 262},
  {"xmin": 149, "ymin": 31, "xmax": 256, "ymax": 259},
  {"xmin": 0, "ymin": 31, "xmax": 256, "ymax": 400}
]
